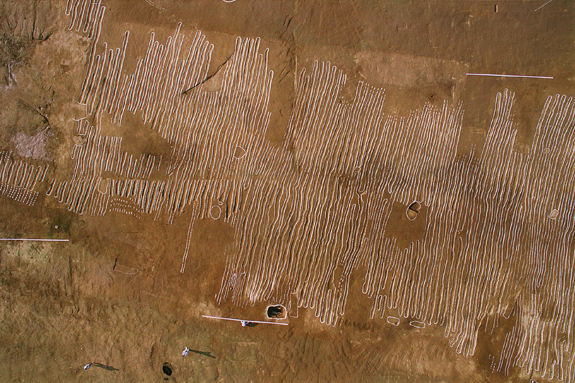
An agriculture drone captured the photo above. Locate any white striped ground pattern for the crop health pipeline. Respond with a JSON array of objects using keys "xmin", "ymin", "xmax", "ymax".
[{"xmin": 54, "ymin": 5, "xmax": 575, "ymax": 382}]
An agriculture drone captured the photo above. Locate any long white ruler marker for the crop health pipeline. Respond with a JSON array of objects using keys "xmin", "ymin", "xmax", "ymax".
[
  {"xmin": 202, "ymin": 314, "xmax": 288, "ymax": 326},
  {"xmin": 0, "ymin": 238, "xmax": 70, "ymax": 242},
  {"xmin": 466, "ymin": 73, "xmax": 553, "ymax": 79}
]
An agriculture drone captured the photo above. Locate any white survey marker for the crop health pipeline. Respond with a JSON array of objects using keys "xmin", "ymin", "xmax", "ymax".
[
  {"xmin": 0, "ymin": 238, "xmax": 69, "ymax": 242},
  {"xmin": 466, "ymin": 73, "xmax": 553, "ymax": 79},
  {"xmin": 202, "ymin": 315, "xmax": 288, "ymax": 326}
]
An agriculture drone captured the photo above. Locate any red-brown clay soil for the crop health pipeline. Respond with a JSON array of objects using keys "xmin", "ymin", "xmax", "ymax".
[{"xmin": 0, "ymin": 1, "xmax": 574, "ymax": 382}]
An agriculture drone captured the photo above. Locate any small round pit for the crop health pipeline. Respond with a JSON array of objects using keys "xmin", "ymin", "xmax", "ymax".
[
  {"xmin": 406, "ymin": 201, "xmax": 421, "ymax": 221},
  {"xmin": 162, "ymin": 362, "xmax": 173, "ymax": 376},
  {"xmin": 266, "ymin": 304, "xmax": 287, "ymax": 319}
]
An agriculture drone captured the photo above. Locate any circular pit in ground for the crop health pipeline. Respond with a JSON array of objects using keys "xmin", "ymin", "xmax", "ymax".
[
  {"xmin": 162, "ymin": 362, "xmax": 173, "ymax": 376},
  {"xmin": 266, "ymin": 304, "xmax": 287, "ymax": 319}
]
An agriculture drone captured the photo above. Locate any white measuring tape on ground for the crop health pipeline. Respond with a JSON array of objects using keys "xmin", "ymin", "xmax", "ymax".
[
  {"xmin": 466, "ymin": 73, "xmax": 553, "ymax": 79},
  {"xmin": 0, "ymin": 238, "xmax": 69, "ymax": 242},
  {"xmin": 202, "ymin": 314, "xmax": 288, "ymax": 326}
]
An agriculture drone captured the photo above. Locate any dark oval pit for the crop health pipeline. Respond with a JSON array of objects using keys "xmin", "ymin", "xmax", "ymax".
[
  {"xmin": 162, "ymin": 362, "xmax": 173, "ymax": 376},
  {"xmin": 267, "ymin": 304, "xmax": 286, "ymax": 319}
]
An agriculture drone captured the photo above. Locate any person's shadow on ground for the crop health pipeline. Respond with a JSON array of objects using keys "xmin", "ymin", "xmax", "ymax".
[
  {"xmin": 92, "ymin": 362, "xmax": 119, "ymax": 371},
  {"xmin": 189, "ymin": 349, "xmax": 216, "ymax": 359}
]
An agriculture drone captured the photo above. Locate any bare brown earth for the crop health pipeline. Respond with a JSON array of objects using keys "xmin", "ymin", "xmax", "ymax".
[{"xmin": 0, "ymin": 0, "xmax": 574, "ymax": 382}]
